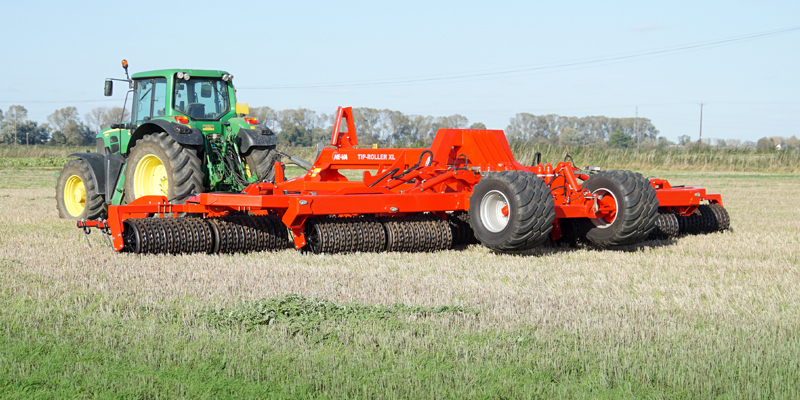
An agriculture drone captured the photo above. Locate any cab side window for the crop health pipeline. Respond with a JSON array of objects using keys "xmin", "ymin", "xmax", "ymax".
[
  {"xmin": 133, "ymin": 80, "xmax": 152, "ymax": 124},
  {"xmin": 133, "ymin": 78, "xmax": 167, "ymax": 124},
  {"xmin": 153, "ymin": 79, "xmax": 167, "ymax": 117}
]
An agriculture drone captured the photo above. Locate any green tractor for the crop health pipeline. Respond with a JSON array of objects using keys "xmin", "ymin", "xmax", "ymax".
[{"xmin": 56, "ymin": 60, "xmax": 278, "ymax": 220}]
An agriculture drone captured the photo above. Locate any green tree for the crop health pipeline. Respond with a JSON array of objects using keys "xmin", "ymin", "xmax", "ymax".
[
  {"xmin": 49, "ymin": 107, "xmax": 95, "ymax": 145},
  {"xmin": 657, "ymin": 136, "xmax": 674, "ymax": 148},
  {"xmin": 85, "ymin": 106, "xmax": 131, "ymax": 133},
  {"xmin": 48, "ymin": 107, "xmax": 80, "ymax": 132},
  {"xmin": 275, "ymin": 108, "xmax": 328, "ymax": 147},
  {"xmin": 1, "ymin": 122, "xmax": 13, "ymax": 144},
  {"xmin": 756, "ymin": 137, "xmax": 775, "ymax": 152},
  {"xmin": 507, "ymin": 113, "xmax": 660, "ymax": 145},
  {"xmin": 787, "ymin": 135, "xmax": 800, "ymax": 150},
  {"xmin": 677, "ymin": 135, "xmax": 692, "ymax": 146},
  {"xmin": 608, "ymin": 129, "xmax": 633, "ymax": 148},
  {"xmin": 381, "ymin": 110, "xmax": 412, "ymax": 146},
  {"xmin": 352, "ymin": 107, "xmax": 383, "ymax": 144},
  {"xmin": 279, "ymin": 124, "xmax": 312, "ymax": 147},
  {"xmin": 405, "ymin": 115, "xmax": 433, "ymax": 146},
  {"xmin": 248, "ymin": 106, "xmax": 277, "ymax": 130},
  {"xmin": 559, "ymin": 127, "xmax": 584, "ymax": 146},
  {"xmin": 5, "ymin": 105, "xmax": 28, "ymax": 145},
  {"xmin": 469, "ymin": 122, "xmax": 487, "ymax": 130},
  {"xmin": 15, "ymin": 121, "xmax": 50, "ymax": 145}
]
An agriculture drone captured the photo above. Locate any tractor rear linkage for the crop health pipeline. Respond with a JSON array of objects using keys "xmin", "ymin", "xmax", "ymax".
[{"xmin": 77, "ymin": 107, "xmax": 729, "ymax": 255}]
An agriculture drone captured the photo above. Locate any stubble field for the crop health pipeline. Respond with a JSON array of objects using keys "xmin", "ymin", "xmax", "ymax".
[{"xmin": 1, "ymin": 167, "xmax": 799, "ymax": 398}]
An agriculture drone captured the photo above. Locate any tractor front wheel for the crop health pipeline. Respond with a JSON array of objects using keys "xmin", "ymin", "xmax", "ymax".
[
  {"xmin": 242, "ymin": 146, "xmax": 279, "ymax": 182},
  {"xmin": 469, "ymin": 171, "xmax": 555, "ymax": 251},
  {"xmin": 124, "ymin": 132, "xmax": 204, "ymax": 204},
  {"xmin": 56, "ymin": 159, "xmax": 106, "ymax": 220},
  {"xmin": 580, "ymin": 170, "xmax": 658, "ymax": 246}
]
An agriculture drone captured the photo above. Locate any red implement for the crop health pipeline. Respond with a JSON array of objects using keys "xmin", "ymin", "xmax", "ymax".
[{"xmin": 78, "ymin": 106, "xmax": 728, "ymax": 254}]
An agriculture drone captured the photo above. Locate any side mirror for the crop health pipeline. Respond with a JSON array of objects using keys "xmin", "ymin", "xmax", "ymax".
[{"xmin": 104, "ymin": 79, "xmax": 113, "ymax": 96}]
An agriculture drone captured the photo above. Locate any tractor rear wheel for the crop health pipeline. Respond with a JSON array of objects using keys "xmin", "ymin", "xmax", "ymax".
[
  {"xmin": 124, "ymin": 132, "xmax": 204, "ymax": 204},
  {"xmin": 580, "ymin": 170, "xmax": 658, "ymax": 246},
  {"xmin": 242, "ymin": 146, "xmax": 278, "ymax": 182},
  {"xmin": 56, "ymin": 159, "xmax": 106, "ymax": 220},
  {"xmin": 469, "ymin": 171, "xmax": 555, "ymax": 251}
]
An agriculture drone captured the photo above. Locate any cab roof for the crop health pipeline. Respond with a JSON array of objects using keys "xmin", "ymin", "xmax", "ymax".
[{"xmin": 130, "ymin": 69, "xmax": 231, "ymax": 79}]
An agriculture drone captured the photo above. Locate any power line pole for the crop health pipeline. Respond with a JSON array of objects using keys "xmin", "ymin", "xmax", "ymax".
[{"xmin": 698, "ymin": 103, "xmax": 704, "ymax": 144}]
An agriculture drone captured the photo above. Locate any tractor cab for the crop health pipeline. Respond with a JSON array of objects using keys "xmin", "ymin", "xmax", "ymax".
[
  {"xmin": 55, "ymin": 60, "xmax": 278, "ymax": 221},
  {"xmin": 103, "ymin": 68, "xmax": 241, "ymax": 156}
]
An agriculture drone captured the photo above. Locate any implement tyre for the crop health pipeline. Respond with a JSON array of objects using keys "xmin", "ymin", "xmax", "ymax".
[
  {"xmin": 56, "ymin": 159, "xmax": 106, "ymax": 220},
  {"xmin": 469, "ymin": 171, "xmax": 555, "ymax": 251},
  {"xmin": 580, "ymin": 170, "xmax": 658, "ymax": 246},
  {"xmin": 242, "ymin": 146, "xmax": 278, "ymax": 182},
  {"xmin": 124, "ymin": 132, "xmax": 204, "ymax": 204}
]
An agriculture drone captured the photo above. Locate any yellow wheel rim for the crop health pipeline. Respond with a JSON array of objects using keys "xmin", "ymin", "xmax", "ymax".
[
  {"xmin": 64, "ymin": 175, "xmax": 86, "ymax": 217},
  {"xmin": 243, "ymin": 159, "xmax": 253, "ymax": 179},
  {"xmin": 134, "ymin": 154, "xmax": 169, "ymax": 197}
]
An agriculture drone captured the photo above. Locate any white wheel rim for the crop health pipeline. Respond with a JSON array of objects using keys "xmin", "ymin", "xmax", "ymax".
[
  {"xmin": 590, "ymin": 188, "xmax": 618, "ymax": 229},
  {"xmin": 480, "ymin": 190, "xmax": 510, "ymax": 233}
]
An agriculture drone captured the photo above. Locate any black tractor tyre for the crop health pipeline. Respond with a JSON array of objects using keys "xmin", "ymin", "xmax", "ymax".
[
  {"xmin": 123, "ymin": 132, "xmax": 204, "ymax": 204},
  {"xmin": 580, "ymin": 170, "xmax": 658, "ymax": 246},
  {"xmin": 469, "ymin": 171, "xmax": 555, "ymax": 252},
  {"xmin": 242, "ymin": 146, "xmax": 279, "ymax": 182},
  {"xmin": 56, "ymin": 159, "xmax": 107, "ymax": 220}
]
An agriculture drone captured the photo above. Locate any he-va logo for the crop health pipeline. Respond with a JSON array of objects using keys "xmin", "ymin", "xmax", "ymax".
[{"xmin": 332, "ymin": 153, "xmax": 348, "ymax": 161}]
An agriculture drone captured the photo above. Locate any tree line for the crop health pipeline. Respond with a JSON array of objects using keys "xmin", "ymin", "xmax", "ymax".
[
  {"xmin": 248, "ymin": 106, "xmax": 484, "ymax": 148},
  {"xmin": 1, "ymin": 104, "xmax": 797, "ymax": 153},
  {"xmin": 248, "ymin": 107, "xmax": 669, "ymax": 149},
  {"xmin": 0, "ymin": 105, "xmax": 129, "ymax": 146}
]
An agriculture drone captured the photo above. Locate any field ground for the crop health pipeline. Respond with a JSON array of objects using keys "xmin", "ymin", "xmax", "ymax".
[{"xmin": 1, "ymin": 167, "xmax": 799, "ymax": 398}]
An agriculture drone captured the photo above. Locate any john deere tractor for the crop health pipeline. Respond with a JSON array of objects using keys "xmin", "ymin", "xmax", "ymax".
[{"xmin": 56, "ymin": 60, "xmax": 278, "ymax": 220}]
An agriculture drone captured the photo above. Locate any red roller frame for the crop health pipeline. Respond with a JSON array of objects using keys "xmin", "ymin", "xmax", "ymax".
[{"xmin": 79, "ymin": 106, "xmax": 724, "ymax": 251}]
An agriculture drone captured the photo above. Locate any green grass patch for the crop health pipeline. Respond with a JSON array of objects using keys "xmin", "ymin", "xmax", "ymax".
[
  {"xmin": 0, "ymin": 145, "xmax": 88, "ymax": 159},
  {"xmin": 0, "ymin": 169, "xmax": 58, "ymax": 189},
  {"xmin": 203, "ymin": 293, "xmax": 478, "ymax": 334},
  {"xmin": 0, "ymin": 157, "xmax": 70, "ymax": 168},
  {"xmin": 1, "ymin": 290, "xmax": 799, "ymax": 399}
]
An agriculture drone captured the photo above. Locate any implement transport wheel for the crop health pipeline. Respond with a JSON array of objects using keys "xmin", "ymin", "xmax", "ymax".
[
  {"xmin": 469, "ymin": 171, "xmax": 555, "ymax": 251},
  {"xmin": 242, "ymin": 146, "xmax": 279, "ymax": 182},
  {"xmin": 580, "ymin": 170, "xmax": 658, "ymax": 246},
  {"xmin": 124, "ymin": 132, "xmax": 204, "ymax": 204},
  {"xmin": 56, "ymin": 159, "xmax": 106, "ymax": 220}
]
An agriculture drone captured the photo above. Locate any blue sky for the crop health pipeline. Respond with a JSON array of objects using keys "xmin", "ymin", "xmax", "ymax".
[{"xmin": 1, "ymin": 0, "xmax": 798, "ymax": 143}]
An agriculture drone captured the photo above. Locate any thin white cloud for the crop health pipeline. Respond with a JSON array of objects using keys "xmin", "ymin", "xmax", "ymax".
[{"xmin": 627, "ymin": 24, "xmax": 670, "ymax": 32}]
